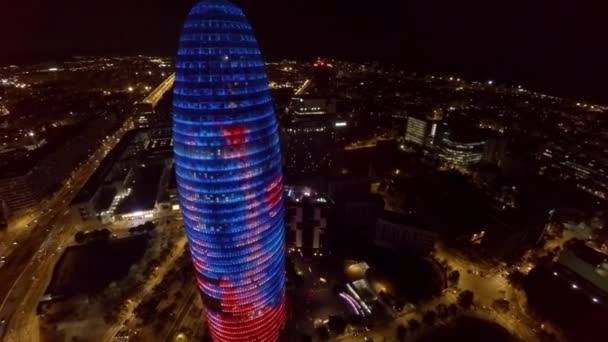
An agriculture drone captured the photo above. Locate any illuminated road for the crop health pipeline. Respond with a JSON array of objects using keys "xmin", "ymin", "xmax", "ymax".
[
  {"xmin": 294, "ymin": 79, "xmax": 311, "ymax": 96},
  {"xmin": 141, "ymin": 73, "xmax": 175, "ymax": 107},
  {"xmin": 0, "ymin": 212, "xmax": 40, "ymax": 256},
  {"xmin": 431, "ymin": 242, "xmax": 554, "ymax": 342}
]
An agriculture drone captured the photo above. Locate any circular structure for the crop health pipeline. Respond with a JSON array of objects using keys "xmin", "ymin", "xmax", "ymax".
[{"xmin": 173, "ymin": 1, "xmax": 285, "ymax": 341}]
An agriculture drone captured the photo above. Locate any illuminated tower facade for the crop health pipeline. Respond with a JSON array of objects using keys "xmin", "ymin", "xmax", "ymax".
[{"xmin": 173, "ymin": 1, "xmax": 285, "ymax": 341}]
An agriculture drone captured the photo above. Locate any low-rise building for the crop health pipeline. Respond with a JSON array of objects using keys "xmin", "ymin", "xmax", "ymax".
[
  {"xmin": 373, "ymin": 211, "xmax": 438, "ymax": 256},
  {"xmin": 285, "ymin": 186, "xmax": 331, "ymax": 257},
  {"xmin": 71, "ymin": 127, "xmax": 177, "ymax": 228},
  {"xmin": 553, "ymin": 241, "xmax": 608, "ymax": 307}
]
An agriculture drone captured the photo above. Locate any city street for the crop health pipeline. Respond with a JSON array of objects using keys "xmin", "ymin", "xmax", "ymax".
[{"xmin": 0, "ymin": 74, "xmax": 175, "ymax": 341}]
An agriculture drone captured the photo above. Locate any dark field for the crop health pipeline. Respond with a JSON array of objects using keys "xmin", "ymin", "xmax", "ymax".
[{"xmin": 46, "ymin": 235, "xmax": 149, "ymax": 297}]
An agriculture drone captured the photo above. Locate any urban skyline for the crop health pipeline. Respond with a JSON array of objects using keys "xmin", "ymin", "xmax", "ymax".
[
  {"xmin": 1, "ymin": 1, "xmax": 608, "ymax": 104},
  {"xmin": 0, "ymin": 0, "xmax": 607, "ymax": 342}
]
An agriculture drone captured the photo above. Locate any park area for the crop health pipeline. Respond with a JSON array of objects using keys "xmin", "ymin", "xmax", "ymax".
[{"xmin": 46, "ymin": 235, "xmax": 149, "ymax": 297}]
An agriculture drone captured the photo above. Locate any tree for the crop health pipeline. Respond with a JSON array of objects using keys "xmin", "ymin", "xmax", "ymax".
[
  {"xmin": 436, "ymin": 303, "xmax": 448, "ymax": 319},
  {"xmin": 143, "ymin": 221, "xmax": 156, "ymax": 231},
  {"xmin": 458, "ymin": 290, "xmax": 474, "ymax": 309},
  {"xmin": 423, "ymin": 310, "xmax": 437, "ymax": 326},
  {"xmin": 448, "ymin": 303, "xmax": 459, "ymax": 316},
  {"xmin": 408, "ymin": 319, "xmax": 421, "ymax": 332},
  {"xmin": 315, "ymin": 326, "xmax": 330, "ymax": 341},
  {"xmin": 507, "ymin": 271, "xmax": 526, "ymax": 289},
  {"xmin": 100, "ymin": 228, "xmax": 111, "ymax": 240},
  {"xmin": 75, "ymin": 231, "xmax": 86, "ymax": 244},
  {"xmin": 300, "ymin": 335, "xmax": 313, "ymax": 342},
  {"xmin": 328, "ymin": 315, "xmax": 347, "ymax": 335},
  {"xmin": 396, "ymin": 324, "xmax": 407, "ymax": 341},
  {"xmin": 448, "ymin": 270, "xmax": 460, "ymax": 287},
  {"xmin": 492, "ymin": 299, "xmax": 510, "ymax": 313},
  {"xmin": 395, "ymin": 299, "xmax": 405, "ymax": 312}
]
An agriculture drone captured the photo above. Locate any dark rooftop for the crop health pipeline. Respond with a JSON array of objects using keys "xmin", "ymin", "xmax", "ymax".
[
  {"xmin": 114, "ymin": 163, "xmax": 164, "ymax": 215},
  {"xmin": 378, "ymin": 210, "xmax": 433, "ymax": 231},
  {"xmin": 566, "ymin": 240, "xmax": 608, "ymax": 267},
  {"xmin": 93, "ymin": 186, "xmax": 117, "ymax": 213},
  {"xmin": 72, "ymin": 129, "xmax": 139, "ymax": 204}
]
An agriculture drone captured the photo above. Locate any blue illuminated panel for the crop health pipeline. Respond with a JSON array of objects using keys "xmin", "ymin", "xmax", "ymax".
[{"xmin": 173, "ymin": 1, "xmax": 285, "ymax": 341}]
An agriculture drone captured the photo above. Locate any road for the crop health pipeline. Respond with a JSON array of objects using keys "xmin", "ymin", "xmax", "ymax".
[
  {"xmin": 141, "ymin": 73, "xmax": 175, "ymax": 107},
  {"xmin": 431, "ymin": 242, "xmax": 557, "ymax": 342},
  {"xmin": 0, "ymin": 211, "xmax": 39, "ymax": 255},
  {"xmin": 294, "ymin": 79, "xmax": 311, "ymax": 96}
]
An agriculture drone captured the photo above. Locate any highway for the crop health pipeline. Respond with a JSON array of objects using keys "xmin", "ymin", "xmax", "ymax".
[
  {"xmin": 294, "ymin": 79, "xmax": 311, "ymax": 96},
  {"xmin": 0, "ymin": 73, "xmax": 176, "ymax": 341},
  {"xmin": 141, "ymin": 73, "xmax": 175, "ymax": 107}
]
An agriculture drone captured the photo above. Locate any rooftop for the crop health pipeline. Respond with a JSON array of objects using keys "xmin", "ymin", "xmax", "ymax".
[
  {"xmin": 114, "ymin": 163, "xmax": 164, "ymax": 215},
  {"xmin": 558, "ymin": 241, "xmax": 608, "ymax": 294}
]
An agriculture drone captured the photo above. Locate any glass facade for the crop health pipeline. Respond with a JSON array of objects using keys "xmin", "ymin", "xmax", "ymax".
[
  {"xmin": 173, "ymin": 1, "xmax": 285, "ymax": 341},
  {"xmin": 437, "ymin": 130, "xmax": 486, "ymax": 167}
]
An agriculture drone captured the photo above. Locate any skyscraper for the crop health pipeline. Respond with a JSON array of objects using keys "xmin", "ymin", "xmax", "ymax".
[
  {"xmin": 312, "ymin": 58, "xmax": 336, "ymax": 96},
  {"xmin": 173, "ymin": 1, "xmax": 286, "ymax": 341}
]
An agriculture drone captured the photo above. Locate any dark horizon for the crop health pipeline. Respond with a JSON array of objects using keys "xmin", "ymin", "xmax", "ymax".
[{"xmin": 1, "ymin": 0, "xmax": 607, "ymax": 104}]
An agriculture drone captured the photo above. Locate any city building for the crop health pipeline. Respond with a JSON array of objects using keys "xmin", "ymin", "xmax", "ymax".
[
  {"xmin": 343, "ymin": 193, "xmax": 385, "ymax": 229},
  {"xmin": 289, "ymin": 97, "xmax": 337, "ymax": 116},
  {"xmin": 373, "ymin": 211, "xmax": 438, "ymax": 256},
  {"xmin": 285, "ymin": 186, "xmax": 330, "ymax": 257},
  {"xmin": 0, "ymin": 119, "xmax": 117, "ymax": 214},
  {"xmin": 173, "ymin": 1, "xmax": 286, "ymax": 341},
  {"xmin": 133, "ymin": 102, "xmax": 156, "ymax": 128},
  {"xmin": 70, "ymin": 127, "xmax": 176, "ymax": 227},
  {"xmin": 553, "ymin": 241, "xmax": 608, "ymax": 307},
  {"xmin": 436, "ymin": 126, "xmax": 487, "ymax": 168},
  {"xmin": 311, "ymin": 58, "xmax": 336, "ymax": 96},
  {"xmin": 0, "ymin": 199, "xmax": 8, "ymax": 229},
  {"xmin": 539, "ymin": 143, "xmax": 608, "ymax": 200},
  {"xmin": 281, "ymin": 118, "xmax": 347, "ymax": 178},
  {"xmin": 482, "ymin": 133, "xmax": 508, "ymax": 165},
  {"xmin": 0, "ymin": 169, "xmax": 38, "ymax": 214},
  {"xmin": 404, "ymin": 115, "xmax": 442, "ymax": 147}
]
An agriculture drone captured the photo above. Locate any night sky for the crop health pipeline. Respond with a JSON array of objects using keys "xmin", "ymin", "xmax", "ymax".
[{"xmin": 1, "ymin": 0, "xmax": 607, "ymax": 103}]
